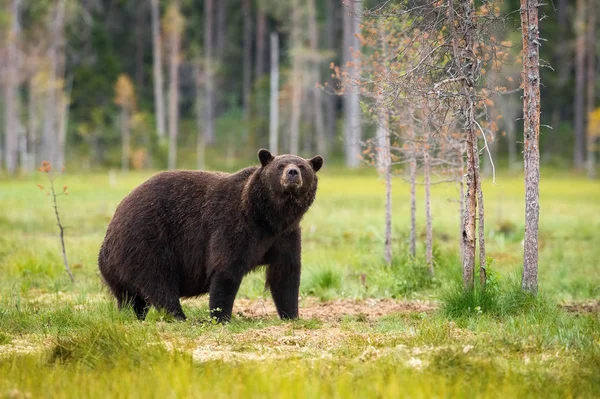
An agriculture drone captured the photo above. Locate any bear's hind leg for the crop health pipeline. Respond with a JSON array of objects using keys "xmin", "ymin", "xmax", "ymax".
[
  {"xmin": 147, "ymin": 292, "xmax": 186, "ymax": 321},
  {"xmin": 117, "ymin": 290, "xmax": 150, "ymax": 320}
]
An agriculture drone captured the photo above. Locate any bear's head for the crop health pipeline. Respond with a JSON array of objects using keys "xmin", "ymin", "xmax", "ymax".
[{"xmin": 258, "ymin": 149, "xmax": 323, "ymax": 199}]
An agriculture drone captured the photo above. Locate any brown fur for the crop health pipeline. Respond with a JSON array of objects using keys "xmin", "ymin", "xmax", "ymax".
[{"xmin": 98, "ymin": 149, "xmax": 323, "ymax": 322}]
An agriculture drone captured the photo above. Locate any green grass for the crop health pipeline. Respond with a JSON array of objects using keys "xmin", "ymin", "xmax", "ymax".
[{"xmin": 0, "ymin": 167, "xmax": 599, "ymax": 397}]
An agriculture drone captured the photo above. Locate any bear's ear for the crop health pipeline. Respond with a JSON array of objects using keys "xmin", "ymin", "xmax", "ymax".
[
  {"xmin": 258, "ymin": 149, "xmax": 274, "ymax": 167},
  {"xmin": 308, "ymin": 155, "xmax": 324, "ymax": 172}
]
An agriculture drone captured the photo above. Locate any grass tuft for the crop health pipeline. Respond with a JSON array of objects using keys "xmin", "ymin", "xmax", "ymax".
[
  {"xmin": 441, "ymin": 272, "xmax": 554, "ymax": 319},
  {"xmin": 50, "ymin": 323, "xmax": 166, "ymax": 369}
]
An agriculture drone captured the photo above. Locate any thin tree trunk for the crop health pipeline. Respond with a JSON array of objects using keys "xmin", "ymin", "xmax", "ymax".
[
  {"xmin": 4, "ymin": 0, "xmax": 21, "ymax": 175},
  {"xmin": 255, "ymin": 9, "xmax": 267, "ymax": 79},
  {"xmin": 57, "ymin": 77, "xmax": 71, "ymax": 168},
  {"xmin": 383, "ymin": 123, "xmax": 392, "ymax": 266},
  {"xmin": 121, "ymin": 109, "xmax": 130, "ymax": 172},
  {"xmin": 449, "ymin": 0, "xmax": 478, "ymax": 290},
  {"xmin": 520, "ymin": 0, "xmax": 541, "ymax": 294},
  {"xmin": 167, "ymin": 4, "xmax": 182, "ymax": 170},
  {"xmin": 574, "ymin": 0, "xmax": 586, "ymax": 169},
  {"xmin": 135, "ymin": 0, "xmax": 146, "ymax": 89},
  {"xmin": 376, "ymin": 102, "xmax": 392, "ymax": 264},
  {"xmin": 409, "ymin": 126, "xmax": 417, "ymax": 258},
  {"xmin": 150, "ymin": 0, "xmax": 166, "ymax": 140},
  {"xmin": 476, "ymin": 140, "xmax": 486, "ymax": 288},
  {"xmin": 459, "ymin": 145, "xmax": 465, "ymax": 259},
  {"xmin": 204, "ymin": 0, "xmax": 215, "ymax": 144},
  {"xmin": 289, "ymin": 0, "xmax": 302, "ymax": 155},
  {"xmin": 424, "ymin": 130, "xmax": 433, "ymax": 275},
  {"xmin": 586, "ymin": 0, "xmax": 596, "ymax": 179},
  {"xmin": 242, "ymin": 0, "xmax": 252, "ymax": 138},
  {"xmin": 27, "ymin": 78, "xmax": 39, "ymax": 172},
  {"xmin": 325, "ymin": 0, "xmax": 338, "ymax": 142},
  {"xmin": 269, "ymin": 33, "xmax": 280, "ymax": 154},
  {"xmin": 342, "ymin": 0, "xmax": 362, "ymax": 168},
  {"xmin": 307, "ymin": 0, "xmax": 326, "ymax": 155},
  {"xmin": 194, "ymin": 61, "xmax": 205, "ymax": 170}
]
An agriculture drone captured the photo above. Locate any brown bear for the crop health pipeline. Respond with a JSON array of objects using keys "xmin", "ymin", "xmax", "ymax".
[{"xmin": 98, "ymin": 149, "xmax": 323, "ymax": 322}]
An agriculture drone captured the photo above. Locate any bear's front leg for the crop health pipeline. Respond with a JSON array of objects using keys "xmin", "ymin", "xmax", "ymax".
[
  {"xmin": 209, "ymin": 272, "xmax": 243, "ymax": 323},
  {"xmin": 266, "ymin": 230, "xmax": 301, "ymax": 319}
]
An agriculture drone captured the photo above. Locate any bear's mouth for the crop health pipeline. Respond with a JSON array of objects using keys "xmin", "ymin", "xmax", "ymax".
[{"xmin": 282, "ymin": 180, "xmax": 303, "ymax": 192}]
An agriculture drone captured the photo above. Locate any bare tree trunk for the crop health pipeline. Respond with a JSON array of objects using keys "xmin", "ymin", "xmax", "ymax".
[
  {"xmin": 476, "ymin": 142, "xmax": 486, "ymax": 288},
  {"xmin": 121, "ymin": 108, "xmax": 130, "ymax": 172},
  {"xmin": 376, "ymin": 105, "xmax": 392, "ymax": 264},
  {"xmin": 215, "ymin": 0, "xmax": 228, "ymax": 62},
  {"xmin": 289, "ymin": 0, "xmax": 302, "ymax": 154},
  {"xmin": 325, "ymin": 0, "xmax": 338, "ymax": 142},
  {"xmin": 459, "ymin": 145, "xmax": 465, "ymax": 259},
  {"xmin": 269, "ymin": 33, "xmax": 280, "ymax": 154},
  {"xmin": 342, "ymin": 0, "xmax": 362, "ymax": 168},
  {"xmin": 409, "ymin": 126, "xmax": 417, "ymax": 258},
  {"xmin": 150, "ymin": 0, "xmax": 166, "ymax": 140},
  {"xmin": 27, "ymin": 78, "xmax": 39, "ymax": 172},
  {"xmin": 242, "ymin": 0, "xmax": 252, "ymax": 138},
  {"xmin": 194, "ymin": 61, "xmax": 205, "ymax": 170},
  {"xmin": 255, "ymin": 9, "xmax": 267, "ymax": 79},
  {"xmin": 4, "ymin": 0, "xmax": 21, "ymax": 175},
  {"xmin": 204, "ymin": 0, "xmax": 215, "ymax": 144},
  {"xmin": 57, "ymin": 78, "xmax": 71, "ymax": 168},
  {"xmin": 449, "ymin": 0, "xmax": 478, "ymax": 290},
  {"xmin": 167, "ymin": 3, "xmax": 183, "ymax": 170},
  {"xmin": 586, "ymin": 0, "xmax": 597, "ymax": 179},
  {"xmin": 42, "ymin": 0, "xmax": 66, "ymax": 168},
  {"xmin": 308, "ymin": 0, "xmax": 326, "ymax": 155},
  {"xmin": 424, "ymin": 130, "xmax": 433, "ymax": 275},
  {"xmin": 135, "ymin": 0, "xmax": 146, "ymax": 89},
  {"xmin": 574, "ymin": 0, "xmax": 586, "ymax": 169},
  {"xmin": 520, "ymin": 0, "xmax": 541, "ymax": 294}
]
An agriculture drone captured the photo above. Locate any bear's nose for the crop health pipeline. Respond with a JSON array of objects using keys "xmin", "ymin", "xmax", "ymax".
[{"xmin": 287, "ymin": 168, "xmax": 299, "ymax": 177}]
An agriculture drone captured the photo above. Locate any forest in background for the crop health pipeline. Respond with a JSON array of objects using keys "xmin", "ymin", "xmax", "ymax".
[{"xmin": 0, "ymin": 0, "xmax": 598, "ymax": 174}]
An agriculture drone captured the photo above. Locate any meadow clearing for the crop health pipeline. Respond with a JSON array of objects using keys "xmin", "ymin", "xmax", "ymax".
[{"xmin": 0, "ymin": 166, "xmax": 598, "ymax": 398}]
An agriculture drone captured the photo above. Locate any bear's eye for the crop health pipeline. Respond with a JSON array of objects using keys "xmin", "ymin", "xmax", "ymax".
[
  {"xmin": 298, "ymin": 165, "xmax": 305, "ymax": 170},
  {"xmin": 278, "ymin": 164, "xmax": 285, "ymax": 170}
]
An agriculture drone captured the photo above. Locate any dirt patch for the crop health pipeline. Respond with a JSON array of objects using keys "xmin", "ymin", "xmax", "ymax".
[
  {"xmin": 233, "ymin": 298, "xmax": 439, "ymax": 321},
  {"xmin": 560, "ymin": 301, "xmax": 600, "ymax": 314}
]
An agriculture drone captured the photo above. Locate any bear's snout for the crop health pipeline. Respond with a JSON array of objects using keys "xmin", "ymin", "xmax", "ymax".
[{"xmin": 281, "ymin": 165, "xmax": 303, "ymax": 188}]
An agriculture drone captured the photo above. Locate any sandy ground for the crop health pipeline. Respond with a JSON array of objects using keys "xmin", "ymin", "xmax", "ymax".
[{"xmin": 232, "ymin": 297, "xmax": 438, "ymax": 320}]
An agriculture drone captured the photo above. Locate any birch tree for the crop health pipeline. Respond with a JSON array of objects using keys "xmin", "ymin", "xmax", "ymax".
[
  {"xmin": 269, "ymin": 32, "xmax": 280, "ymax": 154},
  {"xmin": 586, "ymin": 0, "xmax": 597, "ymax": 179},
  {"xmin": 3, "ymin": 0, "xmax": 22, "ymax": 175},
  {"xmin": 41, "ymin": 0, "xmax": 68, "ymax": 169},
  {"xmin": 342, "ymin": 0, "xmax": 362, "ymax": 168},
  {"xmin": 150, "ymin": 0, "xmax": 166, "ymax": 141},
  {"xmin": 289, "ymin": 0, "xmax": 303, "ymax": 154},
  {"xmin": 574, "ymin": 0, "xmax": 586, "ymax": 169},
  {"xmin": 308, "ymin": 0, "xmax": 326, "ymax": 155},
  {"xmin": 164, "ymin": 2, "xmax": 184, "ymax": 170},
  {"xmin": 204, "ymin": 0, "xmax": 215, "ymax": 144},
  {"xmin": 242, "ymin": 0, "xmax": 252, "ymax": 138}
]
